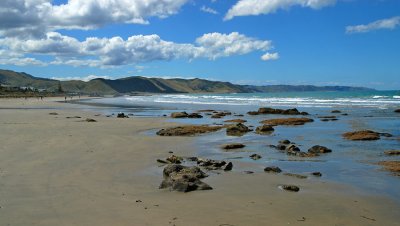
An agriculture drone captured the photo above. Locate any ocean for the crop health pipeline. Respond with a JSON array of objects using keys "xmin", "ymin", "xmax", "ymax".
[{"xmin": 78, "ymin": 90, "xmax": 400, "ymax": 201}]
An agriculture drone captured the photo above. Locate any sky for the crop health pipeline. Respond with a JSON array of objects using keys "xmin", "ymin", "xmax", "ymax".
[{"xmin": 0, "ymin": 0, "xmax": 399, "ymax": 90}]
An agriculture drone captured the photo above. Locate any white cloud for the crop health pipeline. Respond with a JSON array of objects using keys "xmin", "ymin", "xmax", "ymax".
[
  {"xmin": 261, "ymin": 52, "xmax": 279, "ymax": 61},
  {"xmin": 200, "ymin": 6, "xmax": 218, "ymax": 14},
  {"xmin": 51, "ymin": 75, "xmax": 111, "ymax": 81},
  {"xmin": 0, "ymin": 32, "xmax": 274, "ymax": 67},
  {"xmin": 225, "ymin": 0, "xmax": 336, "ymax": 20},
  {"xmin": 0, "ymin": 0, "xmax": 189, "ymax": 38},
  {"xmin": 346, "ymin": 16, "xmax": 400, "ymax": 34}
]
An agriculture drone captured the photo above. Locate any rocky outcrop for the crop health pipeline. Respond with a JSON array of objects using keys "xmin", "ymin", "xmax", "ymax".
[
  {"xmin": 255, "ymin": 125, "xmax": 274, "ymax": 135},
  {"xmin": 377, "ymin": 161, "xmax": 400, "ymax": 176},
  {"xmin": 196, "ymin": 158, "xmax": 233, "ymax": 171},
  {"xmin": 156, "ymin": 125, "xmax": 223, "ymax": 136},
  {"xmin": 260, "ymin": 118, "xmax": 314, "ymax": 126},
  {"xmin": 171, "ymin": 112, "xmax": 203, "ymax": 118},
  {"xmin": 270, "ymin": 141, "xmax": 322, "ymax": 157},
  {"xmin": 117, "ymin": 112, "xmax": 129, "ymax": 118},
  {"xmin": 343, "ymin": 130, "xmax": 392, "ymax": 141},
  {"xmin": 248, "ymin": 107, "xmax": 308, "ymax": 116},
  {"xmin": 394, "ymin": 109, "xmax": 400, "ymax": 113},
  {"xmin": 308, "ymin": 145, "xmax": 332, "ymax": 154},
  {"xmin": 159, "ymin": 164, "xmax": 212, "ymax": 192},
  {"xmin": 226, "ymin": 123, "xmax": 252, "ymax": 136},
  {"xmin": 221, "ymin": 143, "xmax": 245, "ymax": 150}
]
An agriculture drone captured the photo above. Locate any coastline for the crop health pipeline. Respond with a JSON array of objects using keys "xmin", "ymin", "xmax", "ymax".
[{"xmin": 0, "ymin": 98, "xmax": 399, "ymax": 225}]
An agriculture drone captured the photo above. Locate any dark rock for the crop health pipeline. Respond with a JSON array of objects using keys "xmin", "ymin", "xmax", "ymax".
[
  {"xmin": 247, "ymin": 111, "xmax": 259, "ymax": 115},
  {"xmin": 260, "ymin": 118, "xmax": 314, "ymax": 126},
  {"xmin": 308, "ymin": 145, "xmax": 332, "ymax": 154},
  {"xmin": 159, "ymin": 165, "xmax": 212, "ymax": 192},
  {"xmin": 197, "ymin": 109, "xmax": 215, "ymax": 113},
  {"xmin": 221, "ymin": 143, "xmax": 245, "ymax": 150},
  {"xmin": 49, "ymin": 112, "xmax": 58, "ymax": 115},
  {"xmin": 342, "ymin": 113, "xmax": 348, "ymax": 116},
  {"xmin": 343, "ymin": 130, "xmax": 392, "ymax": 141},
  {"xmin": 166, "ymin": 155, "xmax": 183, "ymax": 164},
  {"xmin": 282, "ymin": 185, "xmax": 300, "ymax": 192},
  {"xmin": 312, "ymin": 172, "xmax": 322, "ymax": 177},
  {"xmin": 171, "ymin": 112, "xmax": 189, "ymax": 118},
  {"xmin": 394, "ymin": 109, "xmax": 400, "ymax": 113},
  {"xmin": 249, "ymin": 154, "xmax": 262, "ymax": 160},
  {"xmin": 197, "ymin": 158, "xmax": 228, "ymax": 170},
  {"xmin": 287, "ymin": 144, "xmax": 300, "ymax": 152},
  {"xmin": 264, "ymin": 166, "xmax": 282, "ymax": 173},
  {"xmin": 257, "ymin": 107, "xmax": 309, "ymax": 115},
  {"xmin": 85, "ymin": 118, "xmax": 97, "ymax": 122},
  {"xmin": 279, "ymin": 140, "xmax": 291, "ymax": 145},
  {"xmin": 234, "ymin": 114, "xmax": 244, "ymax": 117},
  {"xmin": 156, "ymin": 125, "xmax": 223, "ymax": 136},
  {"xmin": 255, "ymin": 125, "xmax": 274, "ymax": 135},
  {"xmin": 187, "ymin": 113, "xmax": 203, "ymax": 118},
  {"xmin": 244, "ymin": 171, "xmax": 254, "ymax": 174},
  {"xmin": 226, "ymin": 123, "xmax": 252, "ymax": 136},
  {"xmin": 211, "ymin": 115, "xmax": 222, "ymax": 119},
  {"xmin": 384, "ymin": 150, "xmax": 400, "ymax": 155},
  {"xmin": 117, "ymin": 112, "xmax": 128, "ymax": 118},
  {"xmin": 66, "ymin": 116, "xmax": 81, "ymax": 119},
  {"xmin": 331, "ymin": 110, "xmax": 341, "ymax": 113},
  {"xmin": 276, "ymin": 144, "xmax": 287, "ymax": 151},
  {"xmin": 187, "ymin": 157, "xmax": 199, "ymax": 161},
  {"xmin": 223, "ymin": 162, "xmax": 233, "ymax": 171}
]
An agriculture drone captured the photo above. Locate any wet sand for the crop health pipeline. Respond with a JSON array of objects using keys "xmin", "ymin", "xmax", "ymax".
[{"xmin": 0, "ymin": 98, "xmax": 399, "ymax": 226}]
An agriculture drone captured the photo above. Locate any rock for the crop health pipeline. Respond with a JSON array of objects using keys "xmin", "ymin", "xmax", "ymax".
[
  {"xmin": 342, "ymin": 130, "xmax": 392, "ymax": 141},
  {"xmin": 160, "ymin": 164, "xmax": 212, "ymax": 192},
  {"xmin": 197, "ymin": 109, "xmax": 215, "ymax": 112},
  {"xmin": 224, "ymin": 119, "xmax": 247, "ymax": 123},
  {"xmin": 250, "ymin": 154, "xmax": 262, "ymax": 160},
  {"xmin": 157, "ymin": 159, "xmax": 168, "ymax": 164},
  {"xmin": 394, "ymin": 109, "xmax": 400, "ymax": 113},
  {"xmin": 197, "ymin": 158, "xmax": 229, "ymax": 171},
  {"xmin": 312, "ymin": 172, "xmax": 322, "ymax": 177},
  {"xmin": 66, "ymin": 116, "xmax": 81, "ymax": 119},
  {"xmin": 283, "ymin": 173, "xmax": 308, "ymax": 179},
  {"xmin": 331, "ymin": 110, "xmax": 341, "ymax": 113},
  {"xmin": 166, "ymin": 155, "xmax": 183, "ymax": 164},
  {"xmin": 117, "ymin": 112, "xmax": 128, "ymax": 118},
  {"xmin": 276, "ymin": 144, "xmax": 287, "ymax": 151},
  {"xmin": 377, "ymin": 161, "xmax": 400, "ymax": 176},
  {"xmin": 308, "ymin": 145, "xmax": 332, "ymax": 154},
  {"xmin": 187, "ymin": 113, "xmax": 203, "ymax": 118},
  {"xmin": 384, "ymin": 150, "xmax": 400, "ymax": 155},
  {"xmin": 287, "ymin": 144, "xmax": 300, "ymax": 152},
  {"xmin": 221, "ymin": 143, "xmax": 246, "ymax": 150},
  {"xmin": 234, "ymin": 114, "xmax": 244, "ymax": 117},
  {"xmin": 264, "ymin": 166, "xmax": 282, "ymax": 173},
  {"xmin": 282, "ymin": 185, "xmax": 300, "ymax": 192},
  {"xmin": 255, "ymin": 125, "xmax": 274, "ymax": 135},
  {"xmin": 247, "ymin": 111, "xmax": 259, "ymax": 115},
  {"xmin": 279, "ymin": 140, "xmax": 291, "ymax": 145},
  {"xmin": 211, "ymin": 115, "xmax": 222, "ymax": 119},
  {"xmin": 226, "ymin": 123, "xmax": 252, "ymax": 136},
  {"xmin": 171, "ymin": 112, "xmax": 189, "ymax": 118},
  {"xmin": 49, "ymin": 112, "xmax": 58, "ymax": 115},
  {"xmin": 186, "ymin": 157, "xmax": 199, "ymax": 162},
  {"xmin": 260, "ymin": 118, "xmax": 314, "ymax": 126},
  {"xmin": 244, "ymin": 171, "xmax": 254, "ymax": 174},
  {"xmin": 85, "ymin": 118, "xmax": 97, "ymax": 122},
  {"xmin": 224, "ymin": 162, "xmax": 233, "ymax": 171},
  {"xmin": 257, "ymin": 107, "xmax": 309, "ymax": 115},
  {"xmin": 156, "ymin": 125, "xmax": 223, "ymax": 136}
]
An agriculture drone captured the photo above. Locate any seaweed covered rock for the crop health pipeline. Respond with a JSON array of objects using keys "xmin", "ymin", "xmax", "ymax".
[
  {"xmin": 221, "ymin": 143, "xmax": 245, "ymax": 150},
  {"xmin": 260, "ymin": 118, "xmax": 314, "ymax": 126},
  {"xmin": 308, "ymin": 145, "xmax": 332, "ymax": 154},
  {"xmin": 343, "ymin": 130, "xmax": 392, "ymax": 141},
  {"xmin": 248, "ymin": 107, "xmax": 308, "ymax": 116},
  {"xmin": 157, "ymin": 125, "xmax": 223, "ymax": 136},
  {"xmin": 255, "ymin": 125, "xmax": 274, "ymax": 135}
]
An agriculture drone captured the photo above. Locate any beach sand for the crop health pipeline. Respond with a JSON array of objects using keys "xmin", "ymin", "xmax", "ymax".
[{"xmin": 0, "ymin": 98, "xmax": 399, "ymax": 226}]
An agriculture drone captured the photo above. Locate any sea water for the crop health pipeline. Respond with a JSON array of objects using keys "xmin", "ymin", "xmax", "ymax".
[{"xmin": 79, "ymin": 90, "xmax": 400, "ymax": 201}]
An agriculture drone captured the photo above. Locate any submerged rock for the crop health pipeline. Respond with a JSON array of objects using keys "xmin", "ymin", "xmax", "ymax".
[
  {"xmin": 226, "ymin": 123, "xmax": 252, "ymax": 136},
  {"xmin": 249, "ymin": 154, "xmax": 262, "ymax": 160},
  {"xmin": 248, "ymin": 107, "xmax": 308, "ymax": 115},
  {"xmin": 160, "ymin": 164, "xmax": 212, "ymax": 192},
  {"xmin": 311, "ymin": 172, "xmax": 322, "ymax": 177},
  {"xmin": 85, "ymin": 118, "xmax": 97, "ymax": 122},
  {"xmin": 187, "ymin": 113, "xmax": 203, "ymax": 118},
  {"xmin": 283, "ymin": 173, "xmax": 308, "ymax": 179},
  {"xmin": 377, "ymin": 161, "xmax": 400, "ymax": 176},
  {"xmin": 224, "ymin": 119, "xmax": 247, "ymax": 123},
  {"xmin": 221, "ymin": 143, "xmax": 246, "ymax": 150},
  {"xmin": 260, "ymin": 118, "xmax": 314, "ymax": 126},
  {"xmin": 156, "ymin": 125, "xmax": 223, "ymax": 136},
  {"xmin": 255, "ymin": 125, "xmax": 274, "ymax": 135},
  {"xmin": 394, "ymin": 109, "xmax": 400, "ymax": 113},
  {"xmin": 342, "ymin": 130, "xmax": 392, "ymax": 141}
]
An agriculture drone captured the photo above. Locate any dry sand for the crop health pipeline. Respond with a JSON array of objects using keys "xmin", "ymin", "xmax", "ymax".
[{"xmin": 0, "ymin": 98, "xmax": 399, "ymax": 226}]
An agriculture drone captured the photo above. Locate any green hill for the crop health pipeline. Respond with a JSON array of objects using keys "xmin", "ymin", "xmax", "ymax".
[{"xmin": 0, "ymin": 69, "xmax": 375, "ymax": 95}]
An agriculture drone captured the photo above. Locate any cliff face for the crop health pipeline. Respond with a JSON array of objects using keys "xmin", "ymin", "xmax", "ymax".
[{"xmin": 0, "ymin": 69, "xmax": 375, "ymax": 95}]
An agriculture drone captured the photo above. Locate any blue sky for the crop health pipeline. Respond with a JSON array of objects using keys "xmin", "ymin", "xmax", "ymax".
[{"xmin": 0, "ymin": 0, "xmax": 399, "ymax": 89}]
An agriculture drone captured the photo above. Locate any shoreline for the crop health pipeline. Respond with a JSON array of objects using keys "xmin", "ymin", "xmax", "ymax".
[{"xmin": 0, "ymin": 98, "xmax": 399, "ymax": 225}]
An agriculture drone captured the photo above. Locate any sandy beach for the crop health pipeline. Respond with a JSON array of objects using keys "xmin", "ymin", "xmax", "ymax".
[{"xmin": 0, "ymin": 98, "xmax": 399, "ymax": 226}]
